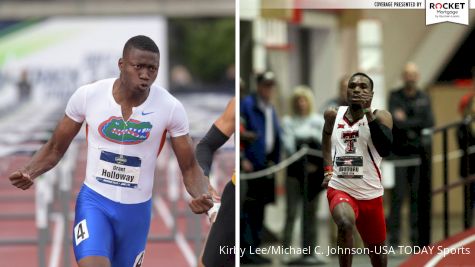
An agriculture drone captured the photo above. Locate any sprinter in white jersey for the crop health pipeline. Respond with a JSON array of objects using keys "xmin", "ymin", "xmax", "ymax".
[
  {"xmin": 9, "ymin": 35, "xmax": 217, "ymax": 267},
  {"xmin": 322, "ymin": 73, "xmax": 393, "ymax": 267}
]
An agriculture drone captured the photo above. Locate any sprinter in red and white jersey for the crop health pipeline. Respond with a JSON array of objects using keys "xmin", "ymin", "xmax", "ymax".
[{"xmin": 322, "ymin": 72, "xmax": 393, "ymax": 267}]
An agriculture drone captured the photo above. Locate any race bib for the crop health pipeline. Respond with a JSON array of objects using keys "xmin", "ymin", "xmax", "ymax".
[
  {"xmin": 335, "ymin": 156, "xmax": 363, "ymax": 179},
  {"xmin": 95, "ymin": 151, "xmax": 141, "ymax": 188}
]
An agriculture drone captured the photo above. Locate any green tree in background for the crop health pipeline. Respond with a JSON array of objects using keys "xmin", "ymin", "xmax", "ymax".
[{"xmin": 170, "ymin": 18, "xmax": 234, "ymax": 83}]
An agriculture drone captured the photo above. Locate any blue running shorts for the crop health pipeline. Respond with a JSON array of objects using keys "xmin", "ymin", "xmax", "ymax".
[{"xmin": 73, "ymin": 184, "xmax": 152, "ymax": 267}]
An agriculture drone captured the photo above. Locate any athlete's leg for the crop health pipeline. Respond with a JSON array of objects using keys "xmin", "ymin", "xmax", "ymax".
[
  {"xmin": 365, "ymin": 242, "xmax": 387, "ymax": 267},
  {"xmin": 356, "ymin": 197, "xmax": 387, "ymax": 267},
  {"xmin": 327, "ymin": 188, "xmax": 359, "ymax": 267},
  {"xmin": 78, "ymin": 256, "xmax": 110, "ymax": 267},
  {"xmin": 332, "ymin": 202, "xmax": 356, "ymax": 267},
  {"xmin": 110, "ymin": 199, "xmax": 152, "ymax": 267},
  {"xmin": 73, "ymin": 186, "xmax": 114, "ymax": 267}
]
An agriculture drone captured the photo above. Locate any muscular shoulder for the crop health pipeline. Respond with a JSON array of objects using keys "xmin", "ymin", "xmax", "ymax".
[
  {"xmin": 83, "ymin": 78, "xmax": 115, "ymax": 90},
  {"xmin": 151, "ymin": 85, "xmax": 181, "ymax": 106},
  {"xmin": 374, "ymin": 109, "xmax": 393, "ymax": 128},
  {"xmin": 77, "ymin": 78, "xmax": 115, "ymax": 98},
  {"xmin": 323, "ymin": 107, "xmax": 338, "ymax": 122},
  {"xmin": 374, "ymin": 109, "xmax": 391, "ymax": 119},
  {"xmin": 214, "ymin": 98, "xmax": 235, "ymax": 136}
]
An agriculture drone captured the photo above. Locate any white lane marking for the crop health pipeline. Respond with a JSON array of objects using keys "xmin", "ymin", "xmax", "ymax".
[
  {"xmin": 424, "ymin": 233, "xmax": 475, "ymax": 267},
  {"xmin": 153, "ymin": 196, "xmax": 196, "ymax": 267},
  {"xmin": 49, "ymin": 213, "xmax": 64, "ymax": 267}
]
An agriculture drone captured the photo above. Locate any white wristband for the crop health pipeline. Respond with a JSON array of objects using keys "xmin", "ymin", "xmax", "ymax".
[{"xmin": 207, "ymin": 202, "xmax": 221, "ymax": 218}]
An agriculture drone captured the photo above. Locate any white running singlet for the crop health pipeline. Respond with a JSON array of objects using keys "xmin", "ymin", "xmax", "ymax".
[
  {"xmin": 328, "ymin": 106, "xmax": 383, "ymax": 200},
  {"xmin": 66, "ymin": 78, "xmax": 189, "ymax": 204}
]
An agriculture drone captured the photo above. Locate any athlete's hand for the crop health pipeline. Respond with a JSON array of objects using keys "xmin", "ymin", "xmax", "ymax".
[
  {"xmin": 207, "ymin": 202, "xmax": 221, "ymax": 223},
  {"xmin": 361, "ymin": 90, "xmax": 374, "ymax": 109},
  {"xmin": 9, "ymin": 170, "xmax": 34, "ymax": 190},
  {"xmin": 321, "ymin": 172, "xmax": 332, "ymax": 189},
  {"xmin": 189, "ymin": 194, "xmax": 214, "ymax": 214},
  {"xmin": 208, "ymin": 184, "xmax": 221, "ymax": 203}
]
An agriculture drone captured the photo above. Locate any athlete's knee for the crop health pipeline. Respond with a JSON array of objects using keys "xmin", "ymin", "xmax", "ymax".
[
  {"xmin": 335, "ymin": 216, "xmax": 354, "ymax": 233},
  {"xmin": 78, "ymin": 256, "xmax": 110, "ymax": 267}
]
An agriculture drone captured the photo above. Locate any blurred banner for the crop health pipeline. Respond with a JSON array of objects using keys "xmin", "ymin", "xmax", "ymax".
[{"xmin": 0, "ymin": 17, "xmax": 168, "ymax": 104}]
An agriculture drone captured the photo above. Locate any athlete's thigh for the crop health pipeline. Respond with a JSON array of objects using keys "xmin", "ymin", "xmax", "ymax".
[
  {"xmin": 73, "ymin": 187, "xmax": 114, "ymax": 263},
  {"xmin": 327, "ymin": 187, "xmax": 359, "ymax": 221},
  {"xmin": 203, "ymin": 182, "xmax": 235, "ymax": 267},
  {"xmin": 355, "ymin": 197, "xmax": 386, "ymax": 245},
  {"xmin": 111, "ymin": 199, "xmax": 152, "ymax": 267}
]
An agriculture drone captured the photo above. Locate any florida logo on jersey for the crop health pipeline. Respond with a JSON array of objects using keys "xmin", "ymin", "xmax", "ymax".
[{"xmin": 98, "ymin": 116, "xmax": 152, "ymax": 145}]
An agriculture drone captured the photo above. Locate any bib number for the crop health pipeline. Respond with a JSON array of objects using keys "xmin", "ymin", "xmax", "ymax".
[
  {"xmin": 74, "ymin": 219, "xmax": 89, "ymax": 245},
  {"xmin": 95, "ymin": 151, "xmax": 141, "ymax": 188},
  {"xmin": 335, "ymin": 156, "xmax": 363, "ymax": 179},
  {"xmin": 134, "ymin": 251, "xmax": 145, "ymax": 267}
]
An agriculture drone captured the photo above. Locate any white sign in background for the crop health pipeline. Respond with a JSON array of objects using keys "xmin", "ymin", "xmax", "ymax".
[
  {"xmin": 241, "ymin": 0, "xmax": 475, "ymax": 9},
  {"xmin": 1, "ymin": 16, "xmax": 168, "ymax": 103},
  {"xmin": 426, "ymin": 0, "xmax": 469, "ymax": 25}
]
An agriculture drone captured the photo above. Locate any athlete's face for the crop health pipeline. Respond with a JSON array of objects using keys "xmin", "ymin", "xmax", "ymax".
[
  {"xmin": 119, "ymin": 47, "xmax": 160, "ymax": 93},
  {"xmin": 347, "ymin": 75, "xmax": 373, "ymax": 108}
]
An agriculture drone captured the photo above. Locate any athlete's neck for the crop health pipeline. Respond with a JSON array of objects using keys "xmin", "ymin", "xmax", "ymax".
[
  {"xmin": 113, "ymin": 79, "xmax": 149, "ymax": 108},
  {"xmin": 346, "ymin": 105, "xmax": 364, "ymax": 122}
]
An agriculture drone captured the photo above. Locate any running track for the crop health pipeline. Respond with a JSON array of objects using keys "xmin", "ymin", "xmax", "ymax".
[{"xmin": 401, "ymin": 227, "xmax": 475, "ymax": 267}]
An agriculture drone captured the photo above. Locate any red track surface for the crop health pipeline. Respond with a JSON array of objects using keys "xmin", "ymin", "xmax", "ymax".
[{"xmin": 401, "ymin": 227, "xmax": 475, "ymax": 267}]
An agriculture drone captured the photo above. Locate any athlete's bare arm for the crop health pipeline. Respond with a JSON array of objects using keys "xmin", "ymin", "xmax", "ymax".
[
  {"xmin": 321, "ymin": 108, "xmax": 337, "ymax": 188},
  {"xmin": 214, "ymin": 97, "xmax": 235, "ymax": 137},
  {"xmin": 195, "ymin": 97, "xmax": 235, "ymax": 179},
  {"xmin": 366, "ymin": 110, "xmax": 393, "ymax": 129},
  {"xmin": 9, "ymin": 115, "xmax": 83, "ymax": 190},
  {"xmin": 171, "ymin": 134, "xmax": 215, "ymax": 214}
]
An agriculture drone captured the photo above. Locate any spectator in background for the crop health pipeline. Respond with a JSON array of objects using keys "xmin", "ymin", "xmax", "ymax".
[
  {"xmin": 387, "ymin": 62, "xmax": 434, "ymax": 246},
  {"xmin": 240, "ymin": 71, "xmax": 281, "ymax": 264},
  {"xmin": 320, "ymin": 74, "xmax": 350, "ymax": 113},
  {"xmin": 456, "ymin": 66, "xmax": 475, "ymax": 228},
  {"xmin": 240, "ymin": 78, "xmax": 257, "ymax": 173},
  {"xmin": 221, "ymin": 64, "xmax": 235, "ymax": 93},
  {"xmin": 281, "ymin": 86, "xmax": 325, "ymax": 265},
  {"xmin": 17, "ymin": 69, "xmax": 32, "ymax": 102},
  {"xmin": 170, "ymin": 64, "xmax": 192, "ymax": 90}
]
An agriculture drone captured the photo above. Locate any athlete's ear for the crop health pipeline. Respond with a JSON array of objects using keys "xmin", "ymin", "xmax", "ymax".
[{"xmin": 118, "ymin": 58, "xmax": 124, "ymax": 72}]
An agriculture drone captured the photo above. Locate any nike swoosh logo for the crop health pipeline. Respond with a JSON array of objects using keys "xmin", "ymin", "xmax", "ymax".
[{"xmin": 142, "ymin": 111, "xmax": 154, "ymax": 116}]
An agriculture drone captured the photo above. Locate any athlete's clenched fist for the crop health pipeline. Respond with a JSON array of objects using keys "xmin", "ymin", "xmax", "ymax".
[{"xmin": 9, "ymin": 170, "xmax": 34, "ymax": 190}]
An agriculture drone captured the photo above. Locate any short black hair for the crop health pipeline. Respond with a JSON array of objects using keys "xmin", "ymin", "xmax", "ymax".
[
  {"xmin": 123, "ymin": 35, "xmax": 160, "ymax": 57},
  {"xmin": 350, "ymin": 72, "xmax": 374, "ymax": 90},
  {"xmin": 256, "ymin": 71, "xmax": 275, "ymax": 85}
]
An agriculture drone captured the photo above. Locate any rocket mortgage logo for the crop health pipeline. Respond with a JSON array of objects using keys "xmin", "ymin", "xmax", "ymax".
[{"xmin": 426, "ymin": 0, "xmax": 469, "ymax": 25}]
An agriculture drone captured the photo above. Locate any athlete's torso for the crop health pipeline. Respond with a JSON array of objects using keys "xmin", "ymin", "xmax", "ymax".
[
  {"xmin": 328, "ymin": 106, "xmax": 383, "ymax": 200},
  {"xmin": 66, "ymin": 78, "xmax": 189, "ymax": 203}
]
